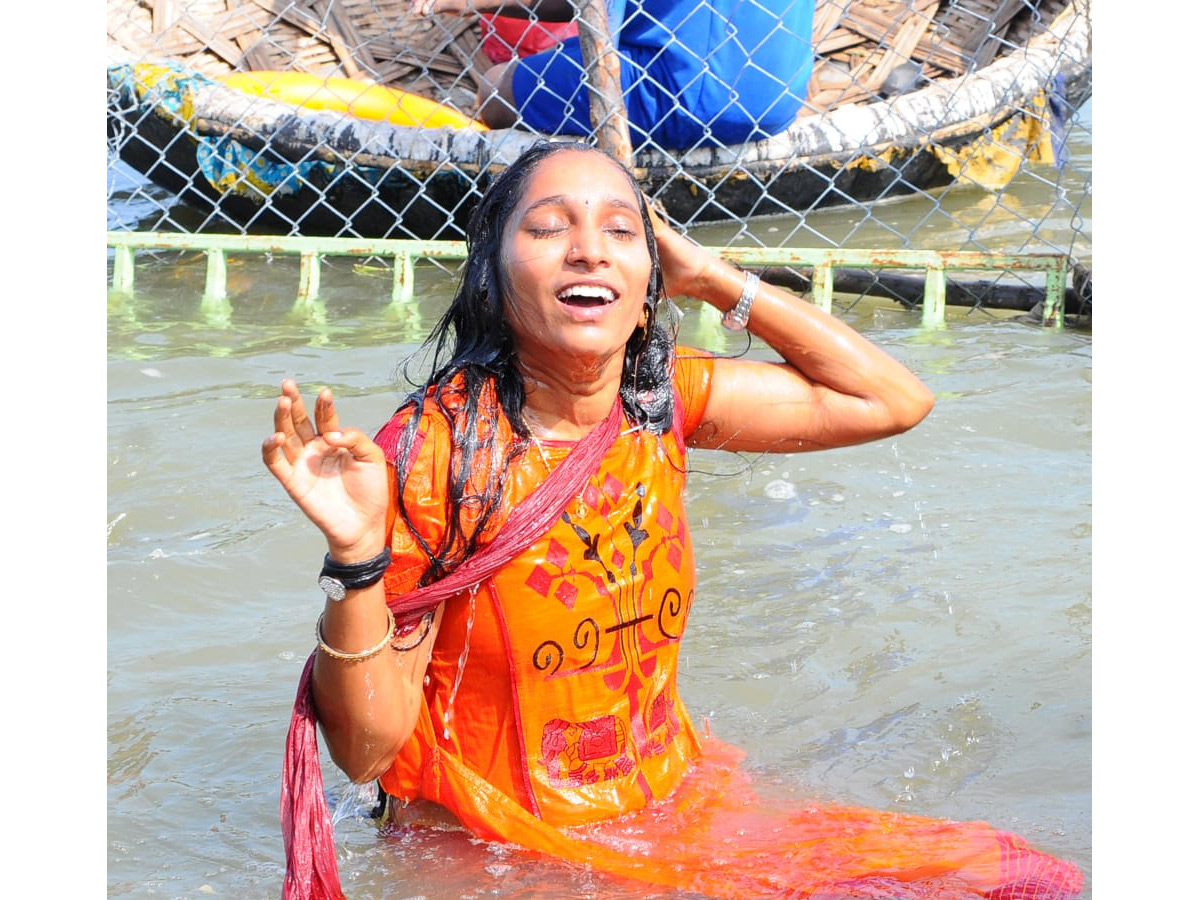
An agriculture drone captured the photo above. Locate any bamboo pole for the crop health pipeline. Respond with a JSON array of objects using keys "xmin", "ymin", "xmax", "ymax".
[{"xmin": 575, "ymin": 0, "xmax": 632, "ymax": 167}]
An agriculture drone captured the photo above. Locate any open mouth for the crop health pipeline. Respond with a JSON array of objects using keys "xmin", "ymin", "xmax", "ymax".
[{"xmin": 557, "ymin": 284, "xmax": 616, "ymax": 307}]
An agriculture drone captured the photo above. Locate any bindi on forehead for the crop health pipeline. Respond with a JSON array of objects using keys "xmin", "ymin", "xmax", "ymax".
[{"xmin": 510, "ymin": 154, "xmax": 642, "ymax": 230}]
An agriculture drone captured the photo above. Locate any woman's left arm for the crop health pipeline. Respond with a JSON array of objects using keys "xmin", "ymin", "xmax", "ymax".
[{"xmin": 652, "ymin": 212, "xmax": 935, "ymax": 453}]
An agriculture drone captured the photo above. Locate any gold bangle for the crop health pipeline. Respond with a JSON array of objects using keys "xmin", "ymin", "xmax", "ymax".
[{"xmin": 315, "ymin": 608, "xmax": 396, "ymax": 662}]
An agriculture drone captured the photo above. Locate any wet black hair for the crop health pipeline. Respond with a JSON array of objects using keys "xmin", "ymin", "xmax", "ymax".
[{"xmin": 392, "ymin": 140, "xmax": 678, "ymax": 582}]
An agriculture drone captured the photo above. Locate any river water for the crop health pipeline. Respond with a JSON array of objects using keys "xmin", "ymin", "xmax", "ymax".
[
  {"xmin": 107, "ymin": 292, "xmax": 1091, "ymax": 900},
  {"xmin": 106, "ymin": 111, "xmax": 1092, "ymax": 899}
]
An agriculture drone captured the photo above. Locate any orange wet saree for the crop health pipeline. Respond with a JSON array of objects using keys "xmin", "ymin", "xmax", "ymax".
[{"xmin": 283, "ymin": 346, "xmax": 1083, "ymax": 900}]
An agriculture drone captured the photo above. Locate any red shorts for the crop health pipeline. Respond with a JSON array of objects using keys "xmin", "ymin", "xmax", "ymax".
[{"xmin": 479, "ymin": 13, "xmax": 578, "ymax": 64}]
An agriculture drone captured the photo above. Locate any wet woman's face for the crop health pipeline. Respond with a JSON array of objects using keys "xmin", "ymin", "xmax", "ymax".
[{"xmin": 500, "ymin": 150, "xmax": 652, "ymax": 382}]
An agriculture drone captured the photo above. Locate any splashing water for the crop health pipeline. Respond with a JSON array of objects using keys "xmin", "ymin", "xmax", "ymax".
[
  {"xmin": 330, "ymin": 780, "xmax": 381, "ymax": 828},
  {"xmin": 890, "ymin": 439, "xmax": 953, "ymax": 614},
  {"xmin": 443, "ymin": 584, "xmax": 478, "ymax": 741}
]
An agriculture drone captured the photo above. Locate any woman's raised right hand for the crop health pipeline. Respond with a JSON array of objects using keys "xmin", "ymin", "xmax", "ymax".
[{"xmin": 261, "ymin": 379, "xmax": 389, "ymax": 562}]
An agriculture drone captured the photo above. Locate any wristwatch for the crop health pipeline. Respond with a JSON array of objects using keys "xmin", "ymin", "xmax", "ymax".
[
  {"xmin": 721, "ymin": 271, "xmax": 760, "ymax": 331},
  {"xmin": 317, "ymin": 547, "xmax": 392, "ymax": 601}
]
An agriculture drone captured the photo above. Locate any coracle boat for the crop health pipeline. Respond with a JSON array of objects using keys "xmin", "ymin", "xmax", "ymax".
[{"xmin": 106, "ymin": 0, "xmax": 1092, "ymax": 240}]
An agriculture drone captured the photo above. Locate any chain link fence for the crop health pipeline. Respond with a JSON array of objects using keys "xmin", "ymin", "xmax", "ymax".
[{"xmin": 106, "ymin": 0, "xmax": 1092, "ymax": 317}]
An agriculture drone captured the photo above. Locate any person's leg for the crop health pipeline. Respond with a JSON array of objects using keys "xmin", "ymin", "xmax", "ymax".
[
  {"xmin": 487, "ymin": 39, "xmax": 593, "ymax": 136},
  {"xmin": 477, "ymin": 61, "xmax": 519, "ymax": 128}
]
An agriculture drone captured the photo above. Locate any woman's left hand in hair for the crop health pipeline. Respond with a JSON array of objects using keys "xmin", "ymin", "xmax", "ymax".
[
  {"xmin": 644, "ymin": 197, "xmax": 934, "ymax": 453},
  {"xmin": 644, "ymin": 195, "xmax": 716, "ymax": 301}
]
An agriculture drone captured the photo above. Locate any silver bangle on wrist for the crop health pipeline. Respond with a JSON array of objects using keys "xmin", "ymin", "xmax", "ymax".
[{"xmin": 721, "ymin": 271, "xmax": 760, "ymax": 331}]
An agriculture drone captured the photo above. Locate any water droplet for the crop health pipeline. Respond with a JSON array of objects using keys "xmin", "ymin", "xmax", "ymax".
[{"xmin": 764, "ymin": 479, "xmax": 797, "ymax": 500}]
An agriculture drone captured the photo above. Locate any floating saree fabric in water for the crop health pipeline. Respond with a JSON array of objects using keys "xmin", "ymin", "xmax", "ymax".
[{"xmin": 387, "ymin": 728, "xmax": 1082, "ymax": 900}]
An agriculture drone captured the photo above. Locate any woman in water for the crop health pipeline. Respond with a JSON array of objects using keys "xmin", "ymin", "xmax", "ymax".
[{"xmin": 264, "ymin": 141, "xmax": 1082, "ymax": 900}]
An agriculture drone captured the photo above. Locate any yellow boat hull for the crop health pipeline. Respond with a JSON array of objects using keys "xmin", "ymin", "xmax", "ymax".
[{"xmin": 218, "ymin": 71, "xmax": 487, "ymax": 131}]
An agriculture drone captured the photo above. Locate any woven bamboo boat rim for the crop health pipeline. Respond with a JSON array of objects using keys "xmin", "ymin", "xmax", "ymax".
[{"xmin": 106, "ymin": 0, "xmax": 1079, "ymax": 118}]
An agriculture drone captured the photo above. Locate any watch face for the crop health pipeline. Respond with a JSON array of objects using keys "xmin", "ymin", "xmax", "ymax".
[{"xmin": 318, "ymin": 575, "xmax": 347, "ymax": 602}]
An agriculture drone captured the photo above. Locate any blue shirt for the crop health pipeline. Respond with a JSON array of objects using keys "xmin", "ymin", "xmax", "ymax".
[{"xmin": 511, "ymin": 0, "xmax": 815, "ymax": 148}]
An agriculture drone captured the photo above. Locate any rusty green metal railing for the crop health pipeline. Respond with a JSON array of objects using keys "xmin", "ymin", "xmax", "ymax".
[{"xmin": 106, "ymin": 232, "xmax": 1070, "ymax": 329}]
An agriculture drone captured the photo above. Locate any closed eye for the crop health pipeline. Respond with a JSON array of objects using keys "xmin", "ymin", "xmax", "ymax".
[{"xmin": 527, "ymin": 225, "xmax": 567, "ymax": 238}]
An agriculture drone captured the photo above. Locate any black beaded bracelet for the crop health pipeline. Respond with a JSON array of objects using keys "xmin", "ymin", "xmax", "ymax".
[{"xmin": 317, "ymin": 547, "xmax": 392, "ymax": 601}]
